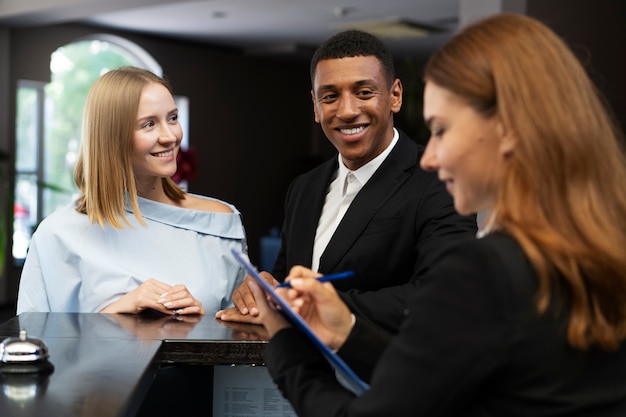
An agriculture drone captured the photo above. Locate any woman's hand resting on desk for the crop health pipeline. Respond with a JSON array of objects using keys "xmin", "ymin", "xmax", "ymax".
[
  {"xmin": 216, "ymin": 271, "xmax": 278, "ymax": 323},
  {"xmin": 100, "ymin": 278, "xmax": 206, "ymax": 315},
  {"xmin": 248, "ymin": 266, "xmax": 354, "ymax": 351}
]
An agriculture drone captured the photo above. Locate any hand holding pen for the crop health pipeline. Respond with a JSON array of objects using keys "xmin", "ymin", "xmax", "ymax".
[{"xmin": 275, "ymin": 271, "xmax": 355, "ymax": 288}]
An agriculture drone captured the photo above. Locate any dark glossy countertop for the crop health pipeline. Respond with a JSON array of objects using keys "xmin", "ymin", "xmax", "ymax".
[{"xmin": 0, "ymin": 313, "xmax": 269, "ymax": 417}]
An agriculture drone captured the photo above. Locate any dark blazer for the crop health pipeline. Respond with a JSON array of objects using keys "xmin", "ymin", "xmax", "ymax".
[
  {"xmin": 264, "ymin": 233, "xmax": 626, "ymax": 417},
  {"xmin": 272, "ymin": 130, "xmax": 477, "ymax": 331}
]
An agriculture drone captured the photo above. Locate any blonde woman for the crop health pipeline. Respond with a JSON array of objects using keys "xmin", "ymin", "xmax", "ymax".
[{"xmin": 18, "ymin": 67, "xmax": 247, "ymax": 315}]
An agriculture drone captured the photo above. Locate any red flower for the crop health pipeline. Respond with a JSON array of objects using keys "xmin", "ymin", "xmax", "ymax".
[{"xmin": 172, "ymin": 147, "xmax": 198, "ymax": 184}]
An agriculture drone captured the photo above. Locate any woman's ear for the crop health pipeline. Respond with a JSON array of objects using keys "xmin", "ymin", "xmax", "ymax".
[{"xmin": 497, "ymin": 121, "xmax": 516, "ymax": 158}]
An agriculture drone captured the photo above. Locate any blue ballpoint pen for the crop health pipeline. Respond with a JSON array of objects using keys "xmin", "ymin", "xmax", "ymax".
[{"xmin": 275, "ymin": 271, "xmax": 355, "ymax": 288}]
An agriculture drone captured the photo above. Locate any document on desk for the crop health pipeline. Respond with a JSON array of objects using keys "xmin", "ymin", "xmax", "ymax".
[
  {"xmin": 231, "ymin": 249, "xmax": 370, "ymax": 395},
  {"xmin": 213, "ymin": 365, "xmax": 296, "ymax": 417}
]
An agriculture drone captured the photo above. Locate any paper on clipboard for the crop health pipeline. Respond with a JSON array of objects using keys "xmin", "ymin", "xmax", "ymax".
[{"xmin": 231, "ymin": 249, "xmax": 370, "ymax": 395}]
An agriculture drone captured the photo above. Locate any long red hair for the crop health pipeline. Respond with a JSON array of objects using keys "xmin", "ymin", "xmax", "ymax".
[{"xmin": 425, "ymin": 14, "xmax": 626, "ymax": 350}]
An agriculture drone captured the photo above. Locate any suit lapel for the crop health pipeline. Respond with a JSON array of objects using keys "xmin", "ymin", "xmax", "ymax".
[{"xmin": 319, "ymin": 134, "xmax": 419, "ymax": 271}]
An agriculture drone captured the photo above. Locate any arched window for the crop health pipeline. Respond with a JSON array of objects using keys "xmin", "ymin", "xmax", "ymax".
[{"xmin": 12, "ymin": 35, "xmax": 187, "ymax": 262}]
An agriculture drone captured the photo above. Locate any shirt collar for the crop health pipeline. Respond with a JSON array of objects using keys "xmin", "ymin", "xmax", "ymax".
[
  {"xmin": 337, "ymin": 128, "xmax": 399, "ymax": 186},
  {"xmin": 476, "ymin": 210, "xmax": 497, "ymax": 239}
]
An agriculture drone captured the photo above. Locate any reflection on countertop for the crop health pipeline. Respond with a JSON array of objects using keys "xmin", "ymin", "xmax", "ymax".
[{"xmin": 0, "ymin": 312, "xmax": 270, "ymax": 417}]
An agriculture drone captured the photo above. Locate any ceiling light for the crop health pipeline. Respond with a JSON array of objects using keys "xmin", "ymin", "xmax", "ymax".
[
  {"xmin": 335, "ymin": 18, "xmax": 442, "ymax": 39},
  {"xmin": 333, "ymin": 7, "xmax": 354, "ymax": 18}
]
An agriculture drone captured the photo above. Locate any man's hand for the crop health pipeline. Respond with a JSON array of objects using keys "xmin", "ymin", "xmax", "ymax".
[
  {"xmin": 215, "ymin": 306, "xmax": 264, "ymax": 324},
  {"xmin": 246, "ymin": 279, "xmax": 291, "ymax": 338},
  {"xmin": 216, "ymin": 271, "xmax": 278, "ymax": 320}
]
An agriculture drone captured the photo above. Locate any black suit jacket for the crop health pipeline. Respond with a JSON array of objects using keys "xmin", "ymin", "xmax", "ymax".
[
  {"xmin": 265, "ymin": 233, "xmax": 626, "ymax": 417},
  {"xmin": 272, "ymin": 131, "xmax": 477, "ymax": 331}
]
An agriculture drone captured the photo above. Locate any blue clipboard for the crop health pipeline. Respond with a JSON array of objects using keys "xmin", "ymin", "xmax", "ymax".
[{"xmin": 231, "ymin": 249, "xmax": 370, "ymax": 395}]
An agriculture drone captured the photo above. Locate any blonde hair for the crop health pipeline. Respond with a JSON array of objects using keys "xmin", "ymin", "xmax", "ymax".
[
  {"xmin": 425, "ymin": 14, "xmax": 626, "ymax": 350},
  {"xmin": 74, "ymin": 66, "xmax": 184, "ymax": 228}
]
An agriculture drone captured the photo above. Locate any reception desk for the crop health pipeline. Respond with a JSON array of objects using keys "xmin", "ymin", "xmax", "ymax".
[{"xmin": 0, "ymin": 312, "xmax": 272, "ymax": 417}]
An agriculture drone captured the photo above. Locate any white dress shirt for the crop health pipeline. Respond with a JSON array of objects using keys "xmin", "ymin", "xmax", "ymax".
[{"xmin": 311, "ymin": 129, "xmax": 399, "ymax": 271}]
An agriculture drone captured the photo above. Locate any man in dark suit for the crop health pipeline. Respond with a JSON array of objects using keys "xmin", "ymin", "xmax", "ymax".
[{"xmin": 217, "ymin": 30, "xmax": 476, "ymax": 332}]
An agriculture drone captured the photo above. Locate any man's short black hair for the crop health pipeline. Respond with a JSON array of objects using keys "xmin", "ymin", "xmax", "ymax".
[{"xmin": 310, "ymin": 30, "xmax": 396, "ymax": 88}]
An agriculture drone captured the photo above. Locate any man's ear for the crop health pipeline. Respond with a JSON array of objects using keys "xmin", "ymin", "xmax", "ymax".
[
  {"xmin": 390, "ymin": 79, "xmax": 403, "ymax": 114},
  {"xmin": 497, "ymin": 121, "xmax": 516, "ymax": 158},
  {"xmin": 311, "ymin": 89, "xmax": 320, "ymax": 123}
]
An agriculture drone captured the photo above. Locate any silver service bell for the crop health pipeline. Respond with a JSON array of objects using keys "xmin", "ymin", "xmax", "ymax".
[{"xmin": 0, "ymin": 329, "xmax": 54, "ymax": 374}]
